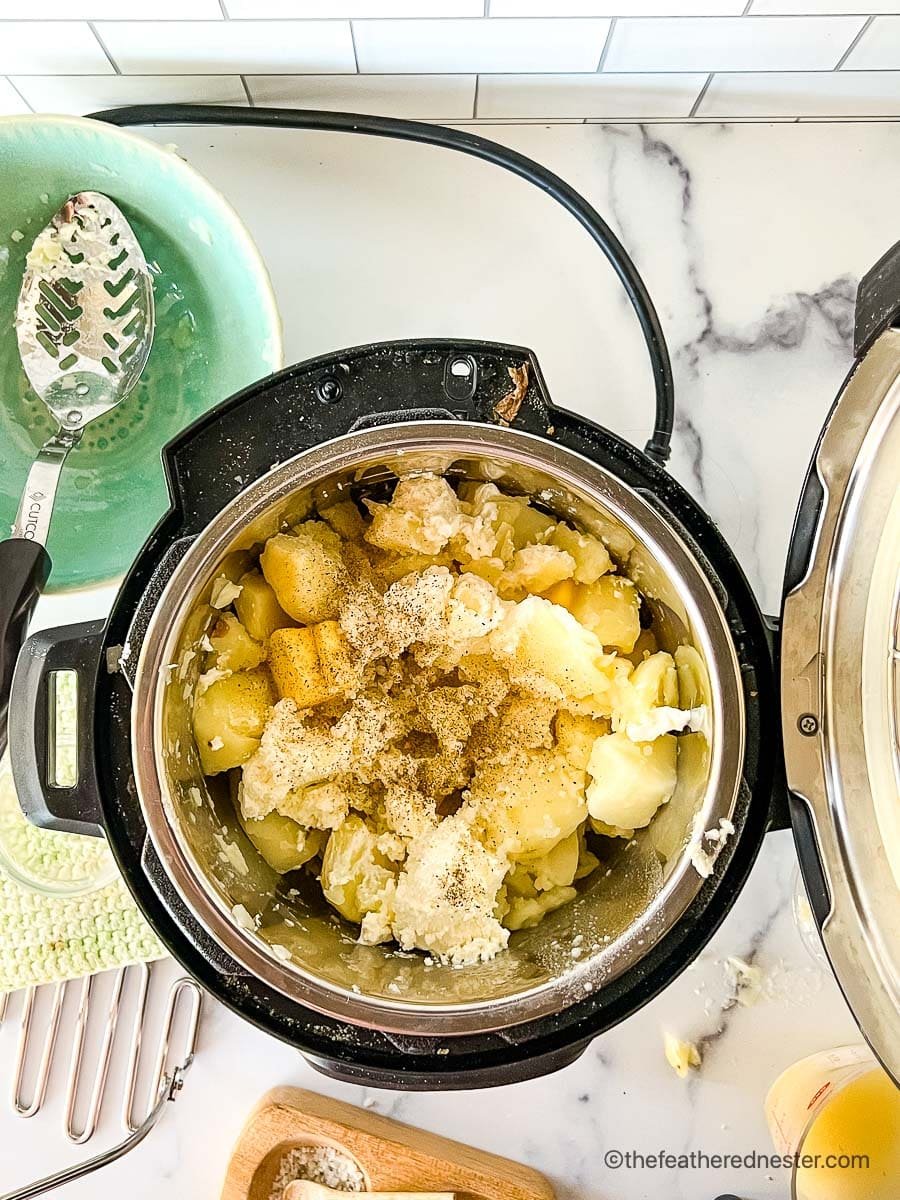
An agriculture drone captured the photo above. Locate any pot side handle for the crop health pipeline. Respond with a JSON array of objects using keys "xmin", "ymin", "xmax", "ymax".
[{"xmin": 9, "ymin": 620, "xmax": 105, "ymax": 837}]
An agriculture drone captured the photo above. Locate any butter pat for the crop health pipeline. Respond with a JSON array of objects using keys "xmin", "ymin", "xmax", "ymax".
[{"xmin": 664, "ymin": 1032, "xmax": 702, "ymax": 1078}]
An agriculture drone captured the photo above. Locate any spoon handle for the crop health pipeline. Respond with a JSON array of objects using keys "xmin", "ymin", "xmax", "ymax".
[
  {"xmin": 0, "ymin": 539, "xmax": 51, "ymax": 758},
  {"xmin": 11, "ymin": 428, "xmax": 80, "ymax": 546}
]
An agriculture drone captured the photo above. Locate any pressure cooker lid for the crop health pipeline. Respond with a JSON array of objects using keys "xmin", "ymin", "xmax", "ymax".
[{"xmin": 781, "ymin": 325, "xmax": 900, "ymax": 1084}]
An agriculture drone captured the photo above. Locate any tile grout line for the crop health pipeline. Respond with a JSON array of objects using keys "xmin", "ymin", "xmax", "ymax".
[
  {"xmin": 5, "ymin": 75, "xmax": 34, "ymax": 113},
  {"xmin": 7, "ymin": 68, "xmax": 900, "ymax": 79},
  {"xmin": 87, "ymin": 21, "xmax": 121, "ymax": 76},
  {"xmin": 349, "ymin": 20, "xmax": 360, "ymax": 74},
  {"xmin": 596, "ymin": 17, "xmax": 616, "ymax": 74},
  {"xmin": 834, "ymin": 14, "xmax": 874, "ymax": 70},
  {"xmin": 0, "ymin": 13, "xmax": 895, "ymax": 21},
  {"xmin": 217, "ymin": 0, "xmax": 230, "ymax": 18},
  {"xmin": 240, "ymin": 74, "xmax": 254, "ymax": 105},
  {"xmin": 688, "ymin": 72, "xmax": 713, "ymax": 118},
  {"xmin": 742, "ymin": 0, "xmax": 754, "ymax": 14}
]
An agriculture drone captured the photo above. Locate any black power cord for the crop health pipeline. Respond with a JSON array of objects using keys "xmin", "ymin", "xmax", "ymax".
[{"xmin": 91, "ymin": 103, "xmax": 675, "ymax": 465}]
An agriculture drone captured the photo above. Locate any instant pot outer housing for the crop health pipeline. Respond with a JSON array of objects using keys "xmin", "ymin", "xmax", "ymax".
[{"xmin": 10, "ymin": 338, "xmax": 780, "ymax": 1088}]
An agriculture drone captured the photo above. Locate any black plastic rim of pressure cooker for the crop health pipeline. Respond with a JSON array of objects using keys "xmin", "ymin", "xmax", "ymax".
[
  {"xmin": 74, "ymin": 337, "xmax": 781, "ymax": 1090},
  {"xmin": 90, "ymin": 103, "xmax": 675, "ymax": 467}
]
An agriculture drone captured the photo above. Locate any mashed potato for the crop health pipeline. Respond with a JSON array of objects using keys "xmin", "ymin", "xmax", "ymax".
[{"xmin": 191, "ymin": 474, "xmax": 707, "ymax": 965}]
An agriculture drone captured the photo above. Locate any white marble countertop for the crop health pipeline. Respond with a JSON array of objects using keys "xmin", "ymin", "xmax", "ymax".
[{"xmin": 3, "ymin": 118, "xmax": 897, "ymax": 1200}]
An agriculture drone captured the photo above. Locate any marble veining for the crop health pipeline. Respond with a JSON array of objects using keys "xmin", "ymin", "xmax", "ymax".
[{"xmin": 2, "ymin": 119, "xmax": 895, "ymax": 1200}]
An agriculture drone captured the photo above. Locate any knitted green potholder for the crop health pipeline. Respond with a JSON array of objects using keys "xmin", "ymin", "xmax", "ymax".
[{"xmin": 0, "ymin": 758, "xmax": 165, "ymax": 993}]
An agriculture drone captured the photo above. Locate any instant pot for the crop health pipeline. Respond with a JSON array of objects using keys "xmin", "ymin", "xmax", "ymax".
[{"xmin": 8, "ymin": 108, "xmax": 899, "ymax": 1090}]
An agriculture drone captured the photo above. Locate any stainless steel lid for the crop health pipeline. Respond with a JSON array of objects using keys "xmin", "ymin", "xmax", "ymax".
[{"xmin": 782, "ymin": 327, "xmax": 900, "ymax": 1083}]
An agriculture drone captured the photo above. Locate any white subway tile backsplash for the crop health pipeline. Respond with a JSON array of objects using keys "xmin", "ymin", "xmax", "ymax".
[
  {"xmin": 751, "ymin": 1, "xmax": 896, "ymax": 12},
  {"xmin": 5, "ymin": 7, "xmax": 900, "ymax": 122},
  {"xmin": 5, "ymin": 0, "xmax": 222, "ymax": 17},
  {"xmin": 0, "ymin": 78, "xmax": 30, "ymax": 115},
  {"xmin": 94, "ymin": 19, "xmax": 356, "ymax": 75},
  {"xmin": 13, "ymin": 73, "xmax": 249, "ymax": 115},
  {"xmin": 698, "ymin": 69, "xmax": 900, "ymax": 115},
  {"xmin": 226, "ymin": 1, "xmax": 483, "ymax": 15},
  {"xmin": 843, "ymin": 16, "xmax": 900, "ymax": 69},
  {"xmin": 477, "ymin": 71, "xmax": 706, "ymax": 117},
  {"xmin": 604, "ymin": 15, "xmax": 865, "ymax": 72},
  {"xmin": 0, "ymin": 21, "xmax": 113, "ymax": 75},
  {"xmin": 491, "ymin": 1, "xmax": 743, "ymax": 13},
  {"xmin": 247, "ymin": 73, "xmax": 475, "ymax": 118},
  {"xmin": 353, "ymin": 17, "xmax": 611, "ymax": 73}
]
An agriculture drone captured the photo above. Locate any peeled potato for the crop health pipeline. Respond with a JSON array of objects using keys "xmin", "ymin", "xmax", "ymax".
[
  {"xmin": 365, "ymin": 475, "xmax": 461, "ymax": 556},
  {"xmin": 619, "ymin": 651, "xmax": 679, "ymax": 725},
  {"xmin": 260, "ymin": 526, "xmax": 346, "ymax": 624},
  {"xmin": 236, "ymin": 806, "xmax": 324, "ymax": 874},
  {"xmin": 320, "ymin": 499, "xmax": 366, "ymax": 541},
  {"xmin": 504, "ymin": 885, "xmax": 577, "ymax": 931},
  {"xmin": 551, "ymin": 523, "xmax": 612, "ymax": 584},
  {"xmin": 569, "ymin": 575, "xmax": 641, "ymax": 653},
  {"xmin": 498, "ymin": 544, "xmax": 575, "ymax": 598},
  {"xmin": 554, "ymin": 710, "xmax": 609, "ymax": 770},
  {"xmin": 209, "ymin": 612, "xmax": 265, "ymax": 672},
  {"xmin": 193, "ymin": 668, "xmax": 277, "ymax": 774},
  {"xmin": 509, "ymin": 504, "xmax": 557, "ymax": 549},
  {"xmin": 320, "ymin": 816, "xmax": 397, "ymax": 925},
  {"xmin": 497, "ymin": 596, "xmax": 619, "ymax": 710},
  {"xmin": 268, "ymin": 621, "xmax": 360, "ymax": 708},
  {"xmin": 530, "ymin": 830, "xmax": 580, "ymax": 890},
  {"xmin": 586, "ymin": 731, "xmax": 677, "ymax": 830},
  {"xmin": 234, "ymin": 570, "xmax": 295, "ymax": 642},
  {"xmin": 470, "ymin": 749, "xmax": 588, "ymax": 861},
  {"xmin": 675, "ymin": 643, "xmax": 710, "ymax": 708}
]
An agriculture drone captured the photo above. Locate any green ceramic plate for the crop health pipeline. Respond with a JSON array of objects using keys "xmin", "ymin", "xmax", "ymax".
[{"xmin": 0, "ymin": 116, "xmax": 282, "ymax": 592}]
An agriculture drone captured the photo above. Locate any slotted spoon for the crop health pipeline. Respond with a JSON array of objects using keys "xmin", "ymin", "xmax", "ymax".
[{"xmin": 0, "ymin": 191, "xmax": 154, "ymax": 753}]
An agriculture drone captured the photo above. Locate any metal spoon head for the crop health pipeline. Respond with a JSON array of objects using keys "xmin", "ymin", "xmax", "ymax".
[{"xmin": 15, "ymin": 191, "xmax": 154, "ymax": 435}]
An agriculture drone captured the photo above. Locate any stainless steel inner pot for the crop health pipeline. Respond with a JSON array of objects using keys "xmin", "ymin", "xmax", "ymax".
[{"xmin": 131, "ymin": 422, "xmax": 745, "ymax": 1037}]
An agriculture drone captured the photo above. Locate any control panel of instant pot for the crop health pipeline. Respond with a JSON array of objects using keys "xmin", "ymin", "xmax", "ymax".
[{"xmin": 164, "ymin": 340, "xmax": 555, "ymax": 535}]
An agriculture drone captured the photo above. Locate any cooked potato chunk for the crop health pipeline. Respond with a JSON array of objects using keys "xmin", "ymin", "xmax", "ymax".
[
  {"xmin": 461, "ymin": 556, "xmax": 506, "ymax": 587},
  {"xmin": 237, "ymin": 806, "xmax": 324, "ymax": 874},
  {"xmin": 498, "ymin": 544, "xmax": 575, "ymax": 599},
  {"xmin": 554, "ymin": 710, "xmax": 608, "ymax": 770},
  {"xmin": 493, "ymin": 596, "xmax": 620, "ymax": 710},
  {"xmin": 529, "ymin": 830, "xmax": 580, "ymax": 890},
  {"xmin": 276, "ymin": 780, "xmax": 350, "ymax": 830},
  {"xmin": 551, "ymin": 523, "xmax": 612, "ymax": 583},
  {"xmin": 320, "ymin": 499, "xmax": 366, "ymax": 541},
  {"xmin": 586, "ymin": 731, "xmax": 677, "ymax": 830},
  {"xmin": 618, "ymin": 650, "xmax": 679, "ymax": 727},
  {"xmin": 268, "ymin": 627, "xmax": 321, "ymax": 706},
  {"xmin": 260, "ymin": 525, "xmax": 346, "ymax": 623},
  {"xmin": 234, "ymin": 570, "xmax": 295, "ymax": 642},
  {"xmin": 209, "ymin": 613, "xmax": 265, "ymax": 672},
  {"xmin": 365, "ymin": 475, "xmax": 461, "ymax": 556},
  {"xmin": 313, "ymin": 619, "xmax": 362, "ymax": 695},
  {"xmin": 193, "ymin": 668, "xmax": 277, "ymax": 774},
  {"xmin": 268, "ymin": 621, "xmax": 360, "ymax": 708},
  {"xmin": 510, "ymin": 503, "xmax": 556, "ymax": 549},
  {"xmin": 376, "ymin": 551, "xmax": 454, "ymax": 585},
  {"xmin": 675, "ymin": 644, "xmax": 710, "ymax": 708},
  {"xmin": 469, "ymin": 749, "xmax": 588, "ymax": 861},
  {"xmin": 504, "ymin": 884, "xmax": 577, "ymax": 931},
  {"xmin": 569, "ymin": 575, "xmax": 641, "ymax": 653},
  {"xmin": 320, "ymin": 816, "xmax": 398, "ymax": 929},
  {"xmin": 590, "ymin": 816, "xmax": 634, "ymax": 839}
]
